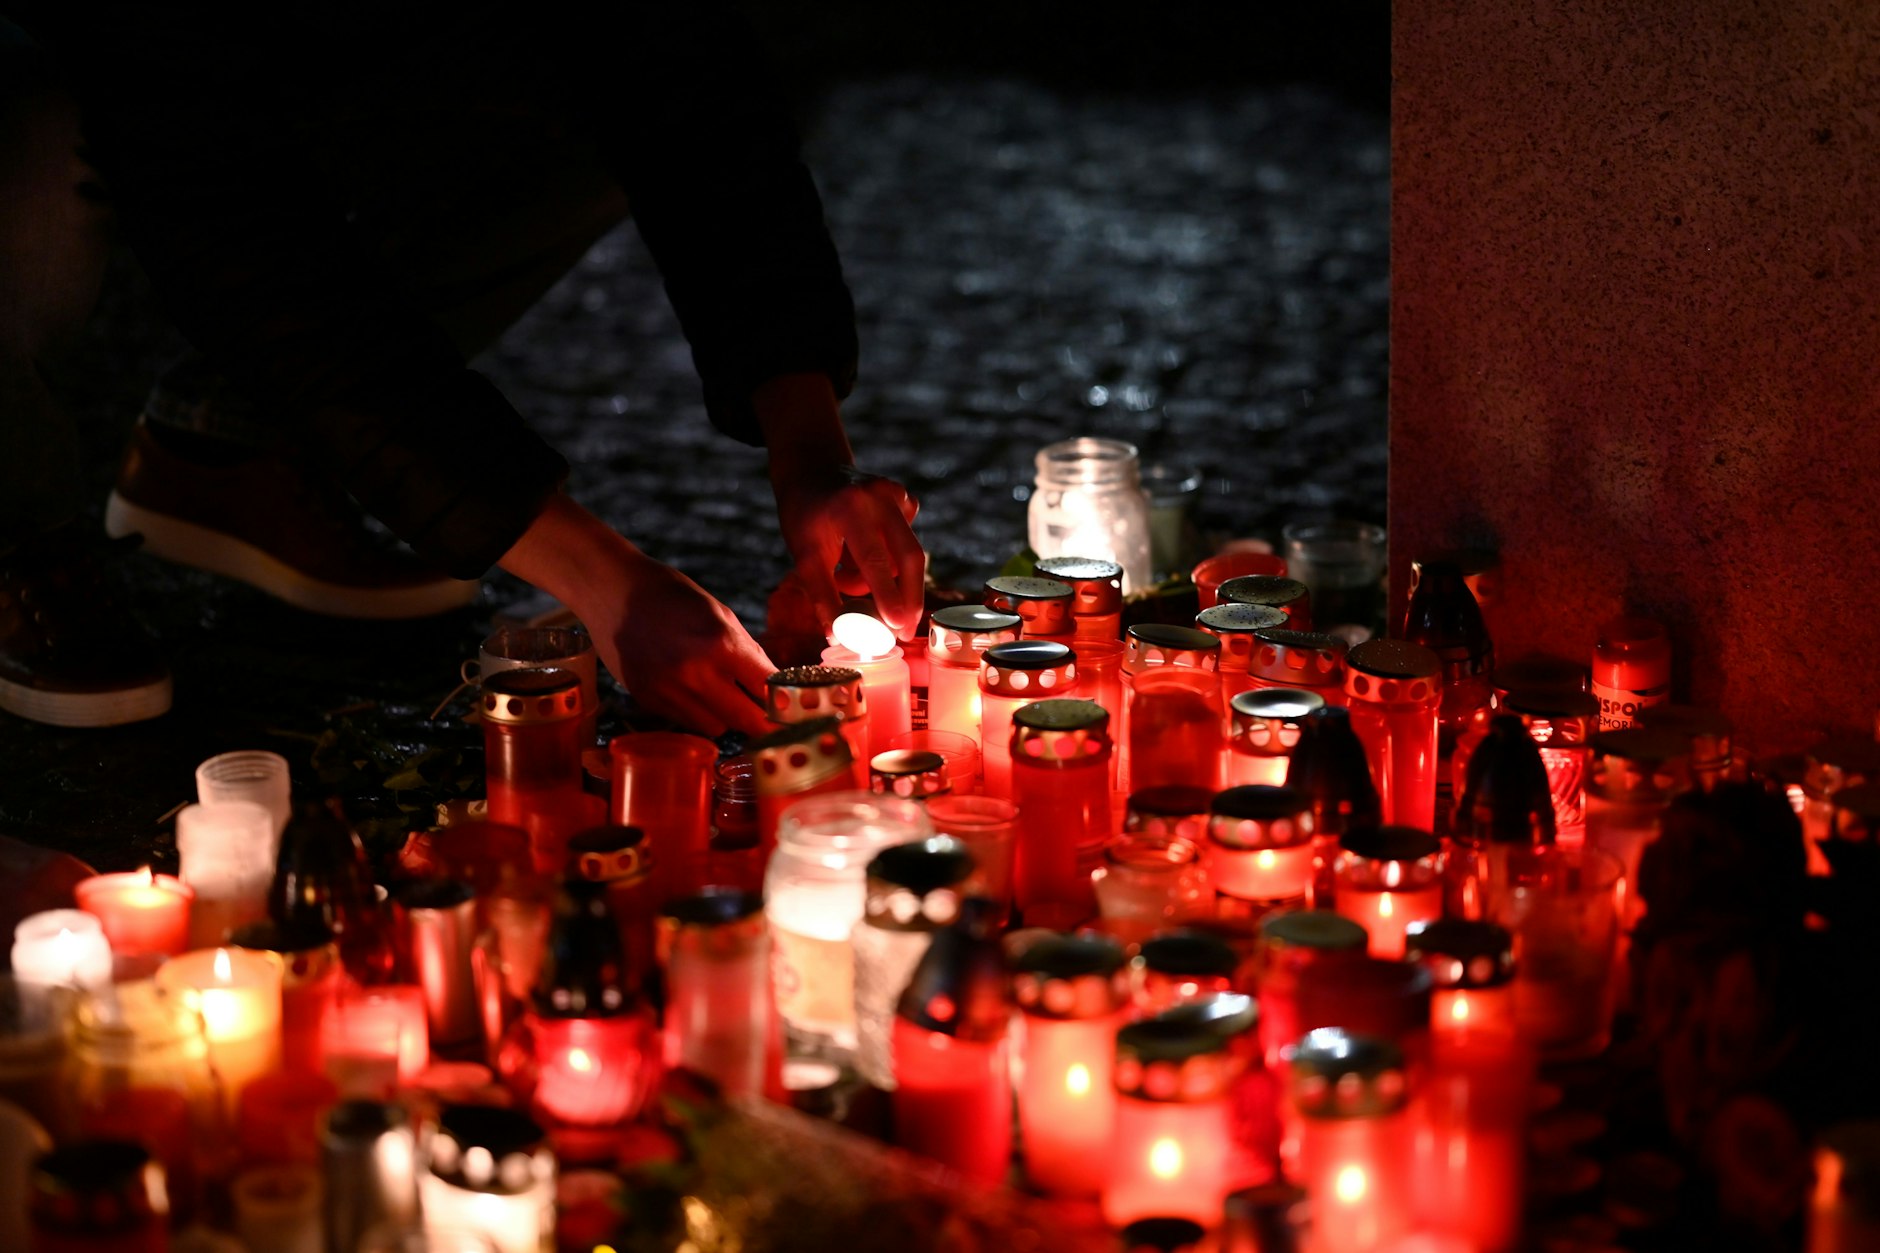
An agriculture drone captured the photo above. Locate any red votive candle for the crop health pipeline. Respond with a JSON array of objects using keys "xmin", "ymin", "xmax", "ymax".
[
  {"xmin": 869, "ymin": 748, "xmax": 953, "ymax": 802},
  {"xmin": 978, "ymin": 640, "xmax": 1079, "ymax": 800},
  {"xmin": 1344, "ymin": 640, "xmax": 1442, "ymax": 833},
  {"xmin": 324, "ymin": 983, "xmax": 429, "ymax": 1098},
  {"xmin": 891, "ymin": 899, "xmax": 1010, "ymax": 1184},
  {"xmin": 749, "ymin": 717, "xmax": 861, "ymax": 850},
  {"xmin": 984, "ymin": 575, "xmax": 1078, "ymax": 647},
  {"xmin": 75, "ymin": 869, "xmax": 193, "ymax": 959},
  {"xmin": 1130, "ymin": 929, "xmax": 1242, "ymax": 1015},
  {"xmin": 1288, "ymin": 1029, "xmax": 1415, "ymax": 1253},
  {"xmin": 231, "ymin": 919, "xmax": 342, "ymax": 1077},
  {"xmin": 237, "ymin": 1068, "xmax": 339, "ymax": 1166},
  {"xmin": 658, "ymin": 889, "xmax": 777, "ymax": 1101},
  {"xmin": 1120, "ymin": 625, "xmax": 1222, "ymax": 795},
  {"xmin": 1247, "ymin": 628, "xmax": 1348, "ymax": 708},
  {"xmin": 1012, "ymin": 934, "xmax": 1129, "ymax": 1196},
  {"xmin": 1208, "ymin": 785, "xmax": 1317, "ymax": 916},
  {"xmin": 606, "ymin": 732, "xmax": 715, "ymax": 893},
  {"xmin": 764, "ymin": 665, "xmax": 872, "ymax": 781},
  {"xmin": 1129, "ymin": 668, "xmax": 1226, "ymax": 793},
  {"xmin": 1252, "ymin": 909, "xmax": 1369, "ymax": 1070},
  {"xmin": 925, "ymin": 607, "xmax": 1022, "ymax": 761},
  {"xmin": 1403, "ymin": 918, "xmax": 1520, "ymax": 1063},
  {"xmin": 1332, "ymin": 827, "xmax": 1446, "ymax": 960},
  {"xmin": 1226, "ymin": 688, "xmax": 1325, "ymax": 789},
  {"xmin": 481, "ymin": 668, "xmax": 589, "ymax": 857},
  {"xmin": 1199, "ymin": 601, "xmax": 1290, "ymax": 706},
  {"xmin": 1035, "ymin": 556, "xmax": 1126, "ymax": 644},
  {"xmin": 1009, "ymin": 698, "xmax": 1111, "ymax": 929},
  {"xmin": 824, "ymin": 613, "xmax": 913, "ymax": 764}
]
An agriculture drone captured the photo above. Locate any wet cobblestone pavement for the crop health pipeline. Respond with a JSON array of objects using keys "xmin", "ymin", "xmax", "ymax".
[{"xmin": 7, "ymin": 73, "xmax": 1387, "ymax": 868}]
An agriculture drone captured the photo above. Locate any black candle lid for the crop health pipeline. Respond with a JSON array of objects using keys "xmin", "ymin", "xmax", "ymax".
[
  {"xmin": 1010, "ymin": 700, "xmax": 1111, "ymax": 766},
  {"xmin": 535, "ymin": 880, "xmax": 631, "ymax": 1017},
  {"xmin": 1211, "ymin": 785, "xmax": 1308, "ymax": 822},
  {"xmin": 1403, "ymin": 918, "xmax": 1514, "ymax": 988},
  {"xmin": 982, "ymin": 639, "xmax": 1075, "ymax": 670},
  {"xmin": 895, "ymin": 897, "xmax": 1008, "ymax": 1040},
  {"xmin": 1119, "ymin": 1218, "xmax": 1207, "ymax": 1253},
  {"xmin": 1129, "ymin": 785, "xmax": 1216, "ymax": 819},
  {"xmin": 1258, "ymin": 909, "xmax": 1369, "ymax": 954},
  {"xmin": 427, "ymin": 1106, "xmax": 551, "ymax": 1195},
  {"xmin": 1345, "ymin": 639, "xmax": 1441, "ymax": 705},
  {"xmin": 659, "ymin": 887, "xmax": 763, "ymax": 928},
  {"xmin": 393, "ymin": 878, "xmax": 475, "ymax": 912},
  {"xmin": 1339, "ymin": 825, "xmax": 1442, "ymax": 863},
  {"xmin": 230, "ymin": 917, "xmax": 336, "ymax": 954},
  {"xmin": 929, "ymin": 606, "xmax": 1024, "ymax": 661},
  {"xmin": 1457, "ymin": 714, "xmax": 1557, "ymax": 845},
  {"xmin": 1249, "ymin": 628, "xmax": 1347, "ymax": 686},
  {"xmin": 1114, "ymin": 994, "xmax": 1258, "ymax": 1100},
  {"xmin": 1287, "ymin": 1028, "xmax": 1408, "ymax": 1118},
  {"xmin": 1231, "ymin": 687, "xmax": 1326, "ymax": 733},
  {"xmin": 1217, "ymin": 574, "xmax": 1311, "ymax": 616},
  {"xmin": 866, "ymin": 836, "xmax": 977, "ymax": 906},
  {"xmin": 1137, "ymin": 928, "xmax": 1240, "ymax": 978},
  {"xmin": 1125, "ymin": 624, "xmax": 1222, "ymax": 674},
  {"xmin": 1284, "ymin": 707, "xmax": 1380, "ymax": 834},
  {"xmin": 33, "ymin": 1141, "xmax": 154, "ymax": 1196},
  {"xmin": 765, "ymin": 666, "xmax": 866, "ymax": 725},
  {"xmin": 1035, "ymin": 557, "xmax": 1124, "ymax": 617},
  {"xmin": 481, "ymin": 666, "xmax": 583, "ymax": 723},
  {"xmin": 984, "ymin": 576, "xmax": 1076, "ymax": 636},
  {"xmin": 1011, "ymin": 933, "xmax": 1128, "ymax": 1018},
  {"xmin": 748, "ymin": 716, "xmax": 854, "ymax": 794}
]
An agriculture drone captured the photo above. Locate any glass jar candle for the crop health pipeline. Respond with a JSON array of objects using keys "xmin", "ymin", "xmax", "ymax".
[
  {"xmin": 1010, "ymin": 699, "xmax": 1112, "ymax": 929},
  {"xmin": 1402, "ymin": 919, "xmax": 1518, "ymax": 1064},
  {"xmin": 978, "ymin": 640, "xmax": 1078, "ymax": 799},
  {"xmin": 1253, "ymin": 910, "xmax": 1368, "ymax": 1070},
  {"xmin": 323, "ymin": 1100, "xmax": 420, "ymax": 1253},
  {"xmin": 567, "ymin": 825, "xmax": 657, "ymax": 991},
  {"xmin": 324, "ymin": 983, "xmax": 430, "ymax": 1098},
  {"xmin": 1122, "ymin": 625, "xmax": 1223, "ymax": 794},
  {"xmin": 1227, "ymin": 689, "xmax": 1324, "ymax": 789},
  {"xmin": 823, "ymin": 613, "xmax": 913, "ymax": 765},
  {"xmin": 1029, "ymin": 436, "xmax": 1153, "ymax": 594},
  {"xmin": 1012, "ymin": 933, "xmax": 1129, "ymax": 1196},
  {"xmin": 29, "ymin": 1141, "xmax": 170, "ymax": 1253},
  {"xmin": 888, "ymin": 729, "xmax": 980, "ymax": 795},
  {"xmin": 1484, "ymin": 844, "xmax": 1624, "ymax": 1061},
  {"xmin": 1284, "ymin": 707, "xmax": 1381, "ymax": 906},
  {"xmin": 270, "ymin": 801, "xmax": 392, "ymax": 983},
  {"xmin": 230, "ymin": 919, "xmax": 340, "ymax": 1077},
  {"xmin": 1199, "ymin": 602, "xmax": 1291, "ymax": 705},
  {"xmin": 1247, "ymin": 628, "xmax": 1348, "ymax": 708},
  {"xmin": 393, "ymin": 880, "xmax": 482, "ymax": 1049},
  {"xmin": 1332, "ymin": 828, "xmax": 1445, "ymax": 960},
  {"xmin": 154, "ymin": 946, "xmax": 285, "ymax": 1119},
  {"xmin": 891, "ymin": 899, "xmax": 1011, "ymax": 1184},
  {"xmin": 1125, "ymin": 786, "xmax": 1215, "ymax": 844},
  {"xmin": 176, "ymin": 800, "xmax": 277, "ymax": 948},
  {"xmin": 1505, "ymin": 689, "xmax": 1601, "ymax": 844},
  {"xmin": 984, "ymin": 575, "xmax": 1078, "ymax": 646},
  {"xmin": 926, "ymin": 794, "xmax": 1019, "ymax": 920},
  {"xmin": 1280, "ymin": 521, "xmax": 1386, "ymax": 640},
  {"xmin": 1344, "ymin": 639, "xmax": 1442, "ymax": 833},
  {"xmin": 1287, "ymin": 1029, "xmax": 1415, "ymax": 1253},
  {"xmin": 852, "ymin": 837, "xmax": 977, "ymax": 1089},
  {"xmin": 480, "ymin": 667, "xmax": 588, "ymax": 853},
  {"xmin": 765, "ymin": 792, "xmax": 930, "ymax": 1056},
  {"xmin": 196, "ymin": 749, "xmax": 293, "ymax": 838},
  {"xmin": 10, "ymin": 910, "xmax": 112, "ymax": 995},
  {"xmin": 1592, "ymin": 615, "xmax": 1671, "ymax": 732},
  {"xmin": 765, "ymin": 664, "xmax": 871, "ymax": 772},
  {"xmin": 657, "ymin": 889, "xmax": 775, "ymax": 1101},
  {"xmin": 926, "ymin": 607, "xmax": 1022, "ymax": 756},
  {"xmin": 707, "ymin": 757, "xmax": 765, "ymax": 894},
  {"xmin": 869, "ymin": 748, "xmax": 952, "ymax": 802},
  {"xmin": 1217, "ymin": 575, "xmax": 1313, "ymax": 632},
  {"xmin": 1103, "ymin": 994, "xmax": 1257, "ymax": 1228},
  {"xmin": 749, "ymin": 717, "xmax": 861, "ymax": 850},
  {"xmin": 420, "ymin": 1106, "xmax": 555, "ymax": 1253},
  {"xmin": 1209, "ymin": 786, "xmax": 1317, "ymax": 915},
  {"xmin": 1036, "ymin": 556, "xmax": 1125, "ymax": 643},
  {"xmin": 1801, "ymin": 737, "xmax": 1880, "ymax": 877},
  {"xmin": 1194, "ymin": 549, "xmax": 1288, "ymax": 610},
  {"xmin": 1094, "ymin": 831, "xmax": 1213, "ymax": 946},
  {"xmin": 1130, "ymin": 930, "xmax": 1242, "ymax": 1015},
  {"xmin": 605, "ymin": 732, "xmax": 715, "ymax": 894}
]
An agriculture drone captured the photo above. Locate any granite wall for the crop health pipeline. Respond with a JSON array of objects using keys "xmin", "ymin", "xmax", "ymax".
[{"xmin": 1390, "ymin": 0, "xmax": 1880, "ymax": 752}]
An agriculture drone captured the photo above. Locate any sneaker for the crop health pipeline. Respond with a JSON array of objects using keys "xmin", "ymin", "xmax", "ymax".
[
  {"xmin": 104, "ymin": 422, "xmax": 480, "ymax": 620},
  {"xmin": 0, "ymin": 525, "xmax": 172, "ymax": 727}
]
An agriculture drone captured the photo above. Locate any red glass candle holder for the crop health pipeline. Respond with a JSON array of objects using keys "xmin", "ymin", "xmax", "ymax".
[
  {"xmin": 481, "ymin": 668, "xmax": 588, "ymax": 858},
  {"xmin": 1011, "ymin": 934, "xmax": 1129, "ymax": 1196},
  {"xmin": 75, "ymin": 870, "xmax": 193, "ymax": 959},
  {"xmin": 749, "ymin": 718, "xmax": 861, "ymax": 850},
  {"xmin": 657, "ymin": 889, "xmax": 777, "ymax": 1101},
  {"xmin": 29, "ymin": 1142, "xmax": 170, "ymax": 1253},
  {"xmin": 1344, "ymin": 640, "xmax": 1442, "ymax": 832},
  {"xmin": 605, "ymin": 732, "xmax": 714, "ymax": 890},
  {"xmin": 567, "ymin": 826, "xmax": 657, "ymax": 994},
  {"xmin": 1009, "ymin": 699, "xmax": 1111, "ymax": 929},
  {"xmin": 1129, "ymin": 929, "xmax": 1243, "ymax": 1015},
  {"xmin": 1217, "ymin": 575, "xmax": 1313, "ymax": 631},
  {"xmin": 1403, "ymin": 918, "xmax": 1520, "ymax": 1065},
  {"xmin": 1198, "ymin": 601, "xmax": 1290, "ymax": 705},
  {"xmin": 1035, "ymin": 556, "xmax": 1125, "ymax": 643},
  {"xmin": 1288, "ymin": 1029, "xmax": 1415, "ymax": 1252},
  {"xmin": 821, "ymin": 642, "xmax": 913, "ymax": 767},
  {"xmin": 1208, "ymin": 785, "xmax": 1317, "ymax": 914},
  {"xmin": 1591, "ymin": 615, "xmax": 1671, "ymax": 733},
  {"xmin": 499, "ymin": 1010, "xmax": 654, "ymax": 1130},
  {"xmin": 926, "ymin": 607, "xmax": 1022, "ymax": 756},
  {"xmin": 1121, "ymin": 625, "xmax": 1222, "ymax": 787},
  {"xmin": 1247, "ymin": 628, "xmax": 1348, "ymax": 707},
  {"xmin": 1252, "ymin": 910, "xmax": 1369, "ymax": 1069},
  {"xmin": 978, "ymin": 640, "xmax": 1078, "ymax": 799},
  {"xmin": 984, "ymin": 575, "xmax": 1078, "ymax": 645},
  {"xmin": 1504, "ymin": 689, "xmax": 1601, "ymax": 845},
  {"xmin": 1228, "ymin": 688, "xmax": 1325, "ymax": 789},
  {"xmin": 1293, "ymin": 956, "xmax": 1433, "ymax": 1052},
  {"xmin": 1193, "ymin": 549, "xmax": 1288, "ymax": 611},
  {"xmin": 324, "ymin": 982, "xmax": 429, "ymax": 1098},
  {"xmin": 1092, "ymin": 830, "xmax": 1213, "ymax": 947},
  {"xmin": 1332, "ymin": 827, "xmax": 1445, "ymax": 960},
  {"xmin": 925, "ymin": 794, "xmax": 1019, "ymax": 919},
  {"xmin": 1128, "ymin": 668, "xmax": 1225, "ymax": 794},
  {"xmin": 868, "ymin": 748, "xmax": 952, "ymax": 802},
  {"xmin": 231, "ymin": 919, "xmax": 342, "ymax": 1077}
]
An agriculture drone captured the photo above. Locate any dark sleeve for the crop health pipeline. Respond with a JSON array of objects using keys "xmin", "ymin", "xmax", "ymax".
[
  {"xmin": 570, "ymin": 3, "xmax": 858, "ymax": 445},
  {"xmin": 66, "ymin": 16, "xmax": 566, "ymax": 578}
]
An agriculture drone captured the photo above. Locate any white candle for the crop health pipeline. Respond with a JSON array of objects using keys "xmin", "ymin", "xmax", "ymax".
[
  {"xmin": 154, "ymin": 946, "xmax": 283, "ymax": 1116},
  {"xmin": 177, "ymin": 800, "xmax": 278, "ymax": 947},
  {"xmin": 10, "ymin": 910, "xmax": 112, "ymax": 991},
  {"xmin": 196, "ymin": 750, "xmax": 292, "ymax": 837},
  {"xmin": 824, "ymin": 614, "xmax": 913, "ymax": 764},
  {"xmin": 421, "ymin": 1108, "xmax": 555, "ymax": 1253}
]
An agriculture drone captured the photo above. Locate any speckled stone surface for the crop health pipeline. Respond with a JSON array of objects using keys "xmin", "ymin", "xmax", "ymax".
[{"xmin": 1391, "ymin": 0, "xmax": 1880, "ymax": 754}]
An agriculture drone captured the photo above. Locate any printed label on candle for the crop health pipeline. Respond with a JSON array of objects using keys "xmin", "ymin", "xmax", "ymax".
[{"xmin": 771, "ymin": 924, "xmax": 856, "ymax": 1040}]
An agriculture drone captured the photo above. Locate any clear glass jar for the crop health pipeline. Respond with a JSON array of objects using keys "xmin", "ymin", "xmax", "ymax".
[
  {"xmin": 706, "ymin": 757, "xmax": 765, "ymax": 895},
  {"xmin": 1093, "ymin": 832, "xmax": 1213, "ymax": 946},
  {"xmin": 764, "ymin": 793, "xmax": 930, "ymax": 1056},
  {"xmin": 1280, "ymin": 520, "xmax": 1386, "ymax": 642},
  {"xmin": 1029, "ymin": 437, "xmax": 1153, "ymax": 594}
]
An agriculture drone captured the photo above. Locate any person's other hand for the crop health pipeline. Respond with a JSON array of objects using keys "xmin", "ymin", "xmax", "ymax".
[{"xmin": 499, "ymin": 495, "xmax": 773, "ymax": 737}]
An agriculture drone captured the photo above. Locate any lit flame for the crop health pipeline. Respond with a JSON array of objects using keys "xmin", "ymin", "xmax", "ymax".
[
  {"xmin": 1064, "ymin": 1064, "xmax": 1091, "ymax": 1097},
  {"xmin": 1256, "ymin": 850, "xmax": 1277, "ymax": 870},
  {"xmin": 1149, "ymin": 1138, "xmax": 1184, "ymax": 1179},
  {"xmin": 1335, "ymin": 1164, "xmax": 1368, "ymax": 1203},
  {"xmin": 138, "ymin": 866, "xmax": 155, "ymax": 887},
  {"xmin": 213, "ymin": 948, "xmax": 232, "ymax": 983},
  {"xmin": 1450, "ymin": 993, "xmax": 1471, "ymax": 1023},
  {"xmin": 832, "ymin": 612, "xmax": 895, "ymax": 661},
  {"xmin": 567, "ymin": 1048, "xmax": 594, "ymax": 1073},
  {"xmin": 1377, "ymin": 893, "xmax": 1394, "ymax": 918}
]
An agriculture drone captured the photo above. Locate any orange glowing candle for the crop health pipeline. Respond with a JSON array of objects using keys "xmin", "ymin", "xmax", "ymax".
[
  {"xmin": 1012, "ymin": 934, "xmax": 1129, "ymax": 1196},
  {"xmin": 76, "ymin": 869, "xmax": 194, "ymax": 959},
  {"xmin": 1226, "ymin": 688, "xmax": 1326, "ymax": 789},
  {"xmin": 1332, "ymin": 828, "xmax": 1446, "ymax": 960},
  {"xmin": 824, "ymin": 613, "xmax": 912, "ymax": 765},
  {"xmin": 154, "ymin": 946, "xmax": 284, "ymax": 1117},
  {"xmin": 925, "ymin": 607, "xmax": 1022, "ymax": 760},
  {"xmin": 1289, "ymin": 1029, "xmax": 1415, "ymax": 1253},
  {"xmin": 1208, "ymin": 785, "xmax": 1318, "ymax": 913},
  {"xmin": 978, "ymin": 640, "xmax": 1079, "ymax": 800}
]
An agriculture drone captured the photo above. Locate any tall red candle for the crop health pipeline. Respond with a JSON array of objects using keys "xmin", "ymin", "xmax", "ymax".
[
  {"xmin": 1128, "ymin": 668, "xmax": 1226, "ymax": 793},
  {"xmin": 748, "ymin": 718, "xmax": 861, "ymax": 850},
  {"xmin": 925, "ymin": 607, "xmax": 1022, "ymax": 760},
  {"xmin": 607, "ymin": 732, "xmax": 715, "ymax": 892},
  {"xmin": 1009, "ymin": 699, "xmax": 1111, "ymax": 929},
  {"xmin": 1288, "ymin": 1029, "xmax": 1415, "ymax": 1253},
  {"xmin": 1120, "ymin": 625, "xmax": 1222, "ymax": 795},
  {"xmin": 1332, "ymin": 827, "xmax": 1446, "ymax": 960},
  {"xmin": 1012, "ymin": 934, "xmax": 1128, "ymax": 1196},
  {"xmin": 480, "ymin": 668, "xmax": 589, "ymax": 855},
  {"xmin": 1344, "ymin": 640, "xmax": 1442, "ymax": 833},
  {"xmin": 1208, "ymin": 785, "xmax": 1318, "ymax": 915},
  {"xmin": 978, "ymin": 640, "xmax": 1079, "ymax": 799},
  {"xmin": 1252, "ymin": 910, "xmax": 1369, "ymax": 1070}
]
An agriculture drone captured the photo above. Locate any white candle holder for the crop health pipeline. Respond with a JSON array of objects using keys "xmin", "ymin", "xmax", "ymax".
[
  {"xmin": 10, "ymin": 910, "xmax": 112, "ymax": 992},
  {"xmin": 196, "ymin": 750, "xmax": 292, "ymax": 837},
  {"xmin": 177, "ymin": 800, "xmax": 277, "ymax": 947}
]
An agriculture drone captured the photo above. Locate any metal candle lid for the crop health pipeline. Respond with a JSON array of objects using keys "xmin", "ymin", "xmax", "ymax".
[
  {"xmin": 1197, "ymin": 602, "xmax": 1291, "ymax": 672},
  {"xmin": 1124, "ymin": 624, "xmax": 1222, "ymax": 674},
  {"xmin": 1231, "ymin": 688, "xmax": 1325, "ymax": 756},
  {"xmin": 1589, "ymin": 728, "xmax": 1694, "ymax": 804},
  {"xmin": 864, "ymin": 836, "xmax": 976, "ymax": 930},
  {"xmin": 980, "ymin": 640, "xmax": 1077, "ymax": 697},
  {"xmin": 1340, "ymin": 825, "xmax": 1442, "ymax": 864},
  {"xmin": 1119, "ymin": 1218, "xmax": 1207, "ymax": 1253},
  {"xmin": 1345, "ymin": 639, "xmax": 1441, "ymax": 704},
  {"xmin": 1114, "ymin": 993, "xmax": 1259, "ymax": 1100},
  {"xmin": 1011, "ymin": 932, "xmax": 1128, "ymax": 1018},
  {"xmin": 1250, "ymin": 628, "xmax": 1347, "ymax": 688},
  {"xmin": 1035, "ymin": 556, "xmax": 1124, "ymax": 617},
  {"xmin": 983, "ymin": 576, "xmax": 1076, "ymax": 637},
  {"xmin": 567, "ymin": 825, "xmax": 651, "ymax": 884},
  {"xmin": 869, "ymin": 749, "xmax": 952, "ymax": 801},
  {"xmin": 748, "ymin": 717, "xmax": 855, "ymax": 795},
  {"xmin": 1403, "ymin": 918, "xmax": 1515, "ymax": 988},
  {"xmin": 895, "ymin": 898, "xmax": 1008, "ymax": 1040},
  {"xmin": 1287, "ymin": 1028, "xmax": 1408, "ymax": 1119},
  {"xmin": 1210, "ymin": 785, "xmax": 1315, "ymax": 850},
  {"xmin": 764, "ymin": 665, "xmax": 867, "ymax": 725},
  {"xmin": 1458, "ymin": 715, "xmax": 1557, "ymax": 845},
  {"xmin": 480, "ymin": 667, "xmax": 582, "ymax": 725},
  {"xmin": 1010, "ymin": 699, "xmax": 1110, "ymax": 766},
  {"xmin": 1217, "ymin": 575, "xmax": 1312, "ymax": 629},
  {"xmin": 1259, "ymin": 908, "xmax": 1369, "ymax": 953},
  {"xmin": 928, "ymin": 606, "xmax": 1022, "ymax": 663},
  {"xmin": 656, "ymin": 888, "xmax": 764, "ymax": 963},
  {"xmin": 1136, "ymin": 929, "xmax": 1241, "ymax": 980},
  {"xmin": 426, "ymin": 1105, "xmax": 553, "ymax": 1195},
  {"xmin": 1125, "ymin": 785, "xmax": 1216, "ymax": 842}
]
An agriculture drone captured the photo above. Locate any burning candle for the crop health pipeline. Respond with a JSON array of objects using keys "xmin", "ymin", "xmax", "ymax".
[
  {"xmin": 322, "ymin": 1100, "xmax": 419, "ymax": 1253},
  {"xmin": 1217, "ymin": 575, "xmax": 1313, "ymax": 631},
  {"xmin": 1344, "ymin": 640, "xmax": 1442, "ymax": 833},
  {"xmin": 1227, "ymin": 689, "xmax": 1325, "ymax": 789},
  {"xmin": 1332, "ymin": 828, "xmax": 1446, "ymax": 960},
  {"xmin": 1402, "ymin": 919, "xmax": 1518, "ymax": 1061},
  {"xmin": 1199, "ymin": 602, "xmax": 1291, "ymax": 705},
  {"xmin": 985, "ymin": 574, "xmax": 1079, "ymax": 646},
  {"xmin": 765, "ymin": 664, "xmax": 872, "ymax": 778},
  {"xmin": 196, "ymin": 749, "xmax": 292, "ymax": 837},
  {"xmin": 324, "ymin": 982, "xmax": 429, "ymax": 1097},
  {"xmin": 978, "ymin": 640, "xmax": 1079, "ymax": 799},
  {"xmin": 10, "ymin": 910, "xmax": 112, "ymax": 993},
  {"xmin": 1029, "ymin": 437, "xmax": 1154, "ymax": 592},
  {"xmin": 1130, "ymin": 929, "xmax": 1242, "ymax": 1015},
  {"xmin": 925, "ymin": 606, "xmax": 1022, "ymax": 757},
  {"xmin": 1248, "ymin": 628, "xmax": 1349, "ymax": 708},
  {"xmin": 823, "ymin": 613, "xmax": 913, "ymax": 764},
  {"xmin": 419, "ymin": 1105, "xmax": 555, "ymax": 1253},
  {"xmin": 1811, "ymin": 1123, "xmax": 1880, "ymax": 1253},
  {"xmin": 1103, "ymin": 993, "xmax": 1259, "ymax": 1228},
  {"xmin": 891, "ymin": 899, "xmax": 1011, "ymax": 1184},
  {"xmin": 76, "ymin": 869, "xmax": 194, "ymax": 961},
  {"xmin": 1012, "ymin": 934, "xmax": 1128, "ymax": 1196},
  {"xmin": 1121, "ymin": 625, "xmax": 1222, "ymax": 795},
  {"xmin": 154, "ymin": 946, "xmax": 284, "ymax": 1117},
  {"xmin": 1010, "ymin": 698, "xmax": 1112, "ymax": 928},
  {"xmin": 480, "ymin": 667, "xmax": 589, "ymax": 855},
  {"xmin": 176, "ymin": 800, "xmax": 277, "ymax": 947},
  {"xmin": 868, "ymin": 748, "xmax": 953, "ymax": 802},
  {"xmin": 1504, "ymin": 689, "xmax": 1601, "ymax": 845},
  {"xmin": 852, "ymin": 837, "xmax": 977, "ymax": 1089},
  {"xmin": 606, "ymin": 731, "xmax": 715, "ymax": 892},
  {"xmin": 764, "ymin": 792, "xmax": 930, "ymax": 1055},
  {"xmin": 749, "ymin": 718, "xmax": 864, "ymax": 852},
  {"xmin": 1252, "ymin": 910, "xmax": 1369, "ymax": 1070},
  {"xmin": 658, "ymin": 889, "xmax": 776, "ymax": 1100},
  {"xmin": 1287, "ymin": 1029, "xmax": 1415, "ymax": 1253},
  {"xmin": 1036, "ymin": 556, "xmax": 1125, "ymax": 643},
  {"xmin": 1093, "ymin": 830, "xmax": 1213, "ymax": 946},
  {"xmin": 1209, "ymin": 785, "xmax": 1318, "ymax": 915}
]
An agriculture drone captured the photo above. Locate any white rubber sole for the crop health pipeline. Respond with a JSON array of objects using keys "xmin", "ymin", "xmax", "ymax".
[
  {"xmin": 105, "ymin": 493, "xmax": 481, "ymax": 620},
  {"xmin": 0, "ymin": 669, "xmax": 172, "ymax": 727}
]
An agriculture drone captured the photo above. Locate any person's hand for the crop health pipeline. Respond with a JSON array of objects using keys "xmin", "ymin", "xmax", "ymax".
[
  {"xmin": 754, "ymin": 373, "xmax": 927, "ymax": 640},
  {"xmin": 499, "ymin": 494, "xmax": 774, "ymax": 737}
]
